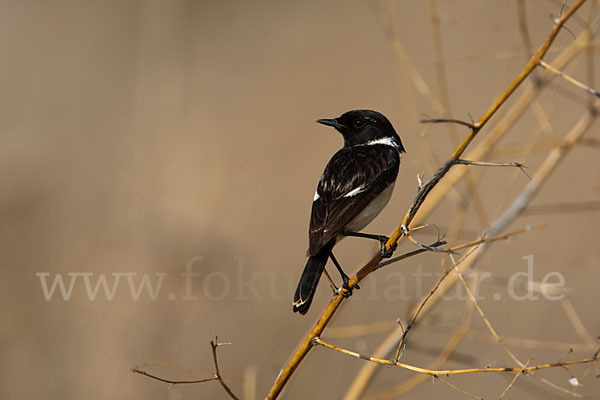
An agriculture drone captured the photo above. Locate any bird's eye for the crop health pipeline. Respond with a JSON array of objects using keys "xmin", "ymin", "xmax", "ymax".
[{"xmin": 353, "ymin": 119, "xmax": 365, "ymax": 128}]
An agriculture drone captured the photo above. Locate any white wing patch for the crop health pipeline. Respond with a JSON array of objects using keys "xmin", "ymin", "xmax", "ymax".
[
  {"xmin": 313, "ymin": 191, "xmax": 320, "ymax": 201},
  {"xmin": 366, "ymin": 137, "xmax": 399, "ymax": 148},
  {"xmin": 344, "ymin": 186, "xmax": 366, "ymax": 198}
]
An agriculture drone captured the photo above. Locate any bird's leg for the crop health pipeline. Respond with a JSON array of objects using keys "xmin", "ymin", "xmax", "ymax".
[
  {"xmin": 343, "ymin": 231, "xmax": 397, "ymax": 258},
  {"xmin": 329, "ymin": 252, "xmax": 359, "ymax": 297}
]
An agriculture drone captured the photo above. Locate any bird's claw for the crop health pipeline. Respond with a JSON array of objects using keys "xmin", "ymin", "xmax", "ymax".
[
  {"xmin": 379, "ymin": 236, "xmax": 397, "ymax": 258},
  {"xmin": 340, "ymin": 276, "xmax": 359, "ymax": 298}
]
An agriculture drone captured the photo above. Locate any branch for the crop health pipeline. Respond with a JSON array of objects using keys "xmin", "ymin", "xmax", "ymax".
[
  {"xmin": 132, "ymin": 338, "xmax": 240, "ymax": 400},
  {"xmin": 131, "ymin": 367, "xmax": 217, "ymax": 385},
  {"xmin": 313, "ymin": 337, "xmax": 600, "ymax": 376},
  {"xmin": 420, "ymin": 117, "xmax": 479, "ymax": 130},
  {"xmin": 265, "ymin": 2, "xmax": 588, "ymax": 398},
  {"xmin": 210, "ymin": 338, "xmax": 240, "ymax": 400}
]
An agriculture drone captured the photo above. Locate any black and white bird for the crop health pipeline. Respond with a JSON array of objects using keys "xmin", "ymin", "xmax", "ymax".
[{"xmin": 293, "ymin": 109, "xmax": 406, "ymax": 315}]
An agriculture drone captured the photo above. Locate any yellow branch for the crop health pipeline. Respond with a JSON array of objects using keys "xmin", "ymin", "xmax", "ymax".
[
  {"xmin": 265, "ymin": 1, "xmax": 587, "ymax": 398},
  {"xmin": 313, "ymin": 337, "xmax": 599, "ymax": 376}
]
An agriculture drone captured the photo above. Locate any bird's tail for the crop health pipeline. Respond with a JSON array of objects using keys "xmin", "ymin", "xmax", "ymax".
[{"xmin": 293, "ymin": 240, "xmax": 335, "ymax": 315}]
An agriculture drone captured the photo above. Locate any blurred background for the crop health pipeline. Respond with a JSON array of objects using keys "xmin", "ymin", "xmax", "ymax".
[{"xmin": 1, "ymin": 1, "xmax": 599, "ymax": 399}]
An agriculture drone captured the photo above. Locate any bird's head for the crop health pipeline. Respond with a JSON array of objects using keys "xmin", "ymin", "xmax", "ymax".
[{"xmin": 316, "ymin": 109, "xmax": 405, "ymax": 152}]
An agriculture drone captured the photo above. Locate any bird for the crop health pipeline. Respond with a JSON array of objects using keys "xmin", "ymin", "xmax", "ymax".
[{"xmin": 293, "ymin": 109, "xmax": 406, "ymax": 315}]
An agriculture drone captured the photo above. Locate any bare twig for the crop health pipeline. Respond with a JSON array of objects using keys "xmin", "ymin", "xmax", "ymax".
[
  {"xmin": 539, "ymin": 59, "xmax": 600, "ymax": 98},
  {"xmin": 405, "ymin": 232, "xmax": 452, "ymax": 253},
  {"xmin": 131, "ymin": 367, "xmax": 217, "ymax": 385},
  {"xmin": 456, "ymin": 159, "xmax": 531, "ymax": 178},
  {"xmin": 420, "ymin": 117, "xmax": 479, "ymax": 130},
  {"xmin": 435, "ymin": 375, "xmax": 483, "ymax": 399},
  {"xmin": 374, "ymin": 240, "xmax": 446, "ymax": 271},
  {"xmin": 451, "ymin": 258, "xmax": 524, "ymax": 367},
  {"xmin": 312, "ymin": 337, "xmax": 599, "ymax": 375},
  {"xmin": 392, "ymin": 252, "xmax": 463, "ymax": 363},
  {"xmin": 455, "ymin": 159, "xmax": 526, "ymax": 169},
  {"xmin": 210, "ymin": 338, "xmax": 240, "ymax": 400},
  {"xmin": 379, "ymin": 223, "xmax": 543, "ymax": 270},
  {"xmin": 389, "ymin": 226, "xmax": 541, "ymax": 364},
  {"xmin": 498, "ymin": 359, "xmax": 532, "ymax": 399},
  {"xmin": 132, "ymin": 339, "xmax": 240, "ymax": 400}
]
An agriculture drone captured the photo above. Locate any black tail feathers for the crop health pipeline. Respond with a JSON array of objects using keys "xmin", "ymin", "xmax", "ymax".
[{"xmin": 293, "ymin": 240, "xmax": 335, "ymax": 315}]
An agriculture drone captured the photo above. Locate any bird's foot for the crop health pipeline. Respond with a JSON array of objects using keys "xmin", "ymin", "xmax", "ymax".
[
  {"xmin": 340, "ymin": 275, "xmax": 360, "ymax": 298},
  {"xmin": 377, "ymin": 235, "xmax": 397, "ymax": 258}
]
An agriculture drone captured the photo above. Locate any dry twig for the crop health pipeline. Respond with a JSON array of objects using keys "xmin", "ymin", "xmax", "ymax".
[
  {"xmin": 132, "ymin": 338, "xmax": 240, "ymax": 400},
  {"xmin": 312, "ymin": 337, "xmax": 599, "ymax": 376}
]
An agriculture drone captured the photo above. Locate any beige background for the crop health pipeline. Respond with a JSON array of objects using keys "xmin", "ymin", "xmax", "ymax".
[{"xmin": 1, "ymin": 1, "xmax": 599, "ymax": 399}]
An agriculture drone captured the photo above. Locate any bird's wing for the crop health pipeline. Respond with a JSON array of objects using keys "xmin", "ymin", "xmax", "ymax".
[{"xmin": 308, "ymin": 145, "xmax": 399, "ymax": 256}]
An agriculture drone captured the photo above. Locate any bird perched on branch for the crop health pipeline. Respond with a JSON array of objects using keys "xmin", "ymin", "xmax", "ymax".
[{"xmin": 293, "ymin": 110, "xmax": 405, "ymax": 314}]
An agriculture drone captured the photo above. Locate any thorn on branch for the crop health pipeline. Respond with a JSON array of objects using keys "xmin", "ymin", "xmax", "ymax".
[{"xmin": 550, "ymin": 14, "xmax": 576, "ymax": 39}]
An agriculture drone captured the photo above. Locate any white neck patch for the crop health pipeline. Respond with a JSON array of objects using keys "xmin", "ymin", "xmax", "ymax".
[{"xmin": 366, "ymin": 137, "xmax": 400, "ymax": 149}]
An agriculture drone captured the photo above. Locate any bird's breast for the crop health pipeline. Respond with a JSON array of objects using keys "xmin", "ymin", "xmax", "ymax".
[{"xmin": 343, "ymin": 182, "xmax": 395, "ymax": 233}]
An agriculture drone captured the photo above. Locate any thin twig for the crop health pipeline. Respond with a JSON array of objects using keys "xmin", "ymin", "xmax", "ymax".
[
  {"xmin": 374, "ymin": 241, "xmax": 446, "ymax": 271},
  {"xmin": 498, "ymin": 359, "xmax": 532, "ymax": 399},
  {"xmin": 131, "ymin": 367, "xmax": 217, "ymax": 385},
  {"xmin": 420, "ymin": 117, "xmax": 479, "ymax": 130},
  {"xmin": 405, "ymin": 232, "xmax": 452, "ymax": 253},
  {"xmin": 362, "ymin": 301, "xmax": 476, "ymax": 400},
  {"xmin": 312, "ymin": 337, "xmax": 599, "ymax": 376},
  {"xmin": 379, "ymin": 223, "xmax": 543, "ymax": 270},
  {"xmin": 132, "ymin": 339, "xmax": 240, "ymax": 399},
  {"xmin": 455, "ymin": 159, "xmax": 526, "ymax": 169},
  {"xmin": 435, "ymin": 375, "xmax": 483, "ymax": 399},
  {"xmin": 451, "ymin": 257, "xmax": 524, "ymax": 367},
  {"xmin": 210, "ymin": 338, "xmax": 240, "ymax": 400},
  {"xmin": 539, "ymin": 59, "xmax": 600, "ymax": 98},
  {"xmin": 392, "ymin": 246, "xmax": 480, "ymax": 362},
  {"xmin": 456, "ymin": 159, "xmax": 531, "ymax": 178},
  {"xmin": 392, "ymin": 264, "xmax": 452, "ymax": 362}
]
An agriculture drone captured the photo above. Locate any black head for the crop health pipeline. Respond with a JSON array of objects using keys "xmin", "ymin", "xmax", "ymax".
[{"xmin": 316, "ymin": 109, "xmax": 405, "ymax": 152}]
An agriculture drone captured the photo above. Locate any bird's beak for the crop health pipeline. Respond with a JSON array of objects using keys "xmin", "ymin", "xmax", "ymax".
[{"xmin": 316, "ymin": 118, "xmax": 345, "ymax": 130}]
